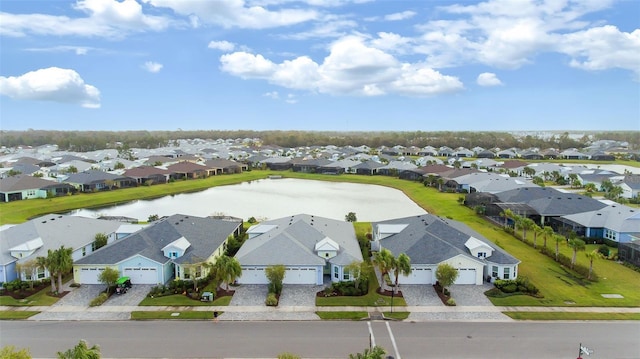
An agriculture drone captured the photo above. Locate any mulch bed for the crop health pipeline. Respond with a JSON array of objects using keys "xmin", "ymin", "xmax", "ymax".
[
  {"xmin": 215, "ymin": 288, "xmax": 235, "ymax": 298},
  {"xmin": 433, "ymin": 284, "xmax": 452, "ymax": 305},
  {"xmin": 376, "ymin": 287, "xmax": 404, "ymax": 298},
  {"xmin": 0, "ymin": 283, "xmax": 69, "ymax": 300}
]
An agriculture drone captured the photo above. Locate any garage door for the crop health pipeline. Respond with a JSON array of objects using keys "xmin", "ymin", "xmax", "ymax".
[
  {"xmin": 239, "ymin": 267, "xmax": 269, "ymax": 284},
  {"xmin": 400, "ymin": 267, "xmax": 432, "ymax": 284},
  {"xmin": 79, "ymin": 267, "xmax": 104, "ymax": 284},
  {"xmin": 455, "ymin": 268, "xmax": 476, "ymax": 284},
  {"xmin": 284, "ymin": 267, "xmax": 317, "ymax": 285},
  {"xmin": 123, "ymin": 267, "xmax": 158, "ymax": 284}
]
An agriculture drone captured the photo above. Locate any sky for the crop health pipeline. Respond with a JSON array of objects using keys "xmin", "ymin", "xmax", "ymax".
[{"xmin": 0, "ymin": 0, "xmax": 639, "ymax": 132}]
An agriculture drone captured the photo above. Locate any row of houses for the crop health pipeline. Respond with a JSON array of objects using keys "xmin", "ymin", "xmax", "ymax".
[{"xmin": 1, "ymin": 212, "xmax": 519, "ymax": 287}]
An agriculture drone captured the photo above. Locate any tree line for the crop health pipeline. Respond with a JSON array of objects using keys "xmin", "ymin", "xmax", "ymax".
[{"xmin": 1, "ymin": 129, "xmax": 637, "ymax": 152}]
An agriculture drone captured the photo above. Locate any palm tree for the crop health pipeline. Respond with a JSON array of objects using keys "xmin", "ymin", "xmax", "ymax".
[
  {"xmin": 584, "ymin": 183, "xmax": 597, "ymax": 193},
  {"xmin": 54, "ymin": 246, "xmax": 73, "ymax": 293},
  {"xmin": 44, "ymin": 250, "xmax": 58, "ymax": 293},
  {"xmin": 532, "ymin": 224, "xmax": 542, "ymax": 249},
  {"xmin": 568, "ymin": 238, "xmax": 586, "ymax": 269},
  {"xmin": 213, "ymin": 255, "xmax": 242, "ymax": 291},
  {"xmin": 542, "ymin": 226, "xmax": 554, "ymax": 248},
  {"xmin": 392, "ymin": 253, "xmax": 412, "ymax": 294},
  {"xmin": 57, "ymin": 340, "xmax": 101, "ymax": 359},
  {"xmin": 372, "ymin": 248, "xmax": 394, "ymax": 290},
  {"xmin": 553, "ymin": 234, "xmax": 564, "ymax": 261},
  {"xmin": 499, "ymin": 208, "xmax": 514, "ymax": 228},
  {"xmin": 585, "ymin": 250, "xmax": 598, "ymax": 280}
]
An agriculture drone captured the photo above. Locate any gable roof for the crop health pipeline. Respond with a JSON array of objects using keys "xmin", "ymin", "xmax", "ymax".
[
  {"xmin": 495, "ymin": 187, "xmax": 608, "ymax": 216},
  {"xmin": 374, "ymin": 214, "xmax": 519, "ymax": 265},
  {"xmin": 0, "ymin": 175, "xmax": 57, "ymax": 192},
  {"xmin": 560, "ymin": 204, "xmax": 640, "ymax": 233},
  {"xmin": 75, "ymin": 214, "xmax": 241, "ymax": 265},
  {"xmin": 0, "ymin": 214, "xmax": 122, "ymax": 265},
  {"xmin": 236, "ymin": 214, "xmax": 362, "ymax": 267}
]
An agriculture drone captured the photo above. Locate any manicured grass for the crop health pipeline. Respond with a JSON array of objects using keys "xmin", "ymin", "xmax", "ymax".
[
  {"xmin": 131, "ymin": 311, "xmax": 215, "ymax": 320},
  {"xmin": 0, "ymin": 311, "xmax": 40, "ymax": 319},
  {"xmin": 0, "ymin": 287, "xmax": 60, "ymax": 306},
  {"xmin": 316, "ymin": 311, "xmax": 369, "ymax": 320},
  {"xmin": 139, "ymin": 293, "xmax": 234, "ymax": 306},
  {"xmin": 316, "ymin": 273, "xmax": 407, "ymax": 307},
  {"xmin": 504, "ymin": 312, "xmax": 640, "ymax": 321},
  {"xmin": 383, "ymin": 311, "xmax": 410, "ymax": 320}
]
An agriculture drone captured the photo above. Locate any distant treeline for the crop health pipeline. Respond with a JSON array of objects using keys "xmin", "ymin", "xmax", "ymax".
[{"xmin": 0, "ymin": 130, "xmax": 637, "ymax": 151}]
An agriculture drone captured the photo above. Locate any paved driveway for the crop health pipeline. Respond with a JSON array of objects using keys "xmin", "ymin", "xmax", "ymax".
[
  {"xmin": 104, "ymin": 285, "xmax": 153, "ymax": 306},
  {"xmin": 52, "ymin": 284, "xmax": 104, "ymax": 307},
  {"xmin": 449, "ymin": 284, "xmax": 494, "ymax": 306},
  {"xmin": 400, "ymin": 285, "xmax": 444, "ymax": 306},
  {"xmin": 278, "ymin": 284, "xmax": 323, "ymax": 307},
  {"xmin": 229, "ymin": 285, "xmax": 268, "ymax": 306}
]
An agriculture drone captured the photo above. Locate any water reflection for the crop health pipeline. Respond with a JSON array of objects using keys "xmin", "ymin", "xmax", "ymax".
[{"xmin": 71, "ymin": 178, "xmax": 427, "ymax": 222}]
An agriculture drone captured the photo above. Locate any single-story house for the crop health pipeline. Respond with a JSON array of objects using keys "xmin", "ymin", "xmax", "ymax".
[
  {"xmin": 64, "ymin": 170, "xmax": 137, "ymax": 192},
  {"xmin": 73, "ymin": 214, "xmax": 242, "ymax": 285},
  {"xmin": 0, "ymin": 215, "xmax": 123, "ymax": 284},
  {"xmin": 0, "ymin": 175, "xmax": 75, "ymax": 202},
  {"xmin": 235, "ymin": 214, "xmax": 363, "ymax": 285},
  {"xmin": 556, "ymin": 204, "xmax": 640, "ymax": 243},
  {"xmin": 372, "ymin": 214, "xmax": 520, "ymax": 285}
]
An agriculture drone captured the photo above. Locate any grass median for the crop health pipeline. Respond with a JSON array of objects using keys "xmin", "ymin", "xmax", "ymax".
[
  {"xmin": 0, "ymin": 311, "xmax": 40, "ymax": 319},
  {"xmin": 131, "ymin": 311, "xmax": 216, "ymax": 320},
  {"xmin": 504, "ymin": 312, "xmax": 640, "ymax": 320}
]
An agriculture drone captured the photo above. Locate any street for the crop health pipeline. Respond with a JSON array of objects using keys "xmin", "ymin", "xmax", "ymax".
[{"xmin": 1, "ymin": 320, "xmax": 639, "ymax": 358}]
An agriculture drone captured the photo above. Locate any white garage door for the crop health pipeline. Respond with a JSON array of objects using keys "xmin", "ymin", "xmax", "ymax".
[
  {"xmin": 239, "ymin": 267, "xmax": 269, "ymax": 284},
  {"xmin": 123, "ymin": 267, "xmax": 158, "ymax": 284},
  {"xmin": 400, "ymin": 267, "xmax": 433, "ymax": 284},
  {"xmin": 455, "ymin": 268, "xmax": 476, "ymax": 284},
  {"xmin": 284, "ymin": 267, "xmax": 317, "ymax": 285},
  {"xmin": 79, "ymin": 267, "xmax": 104, "ymax": 284}
]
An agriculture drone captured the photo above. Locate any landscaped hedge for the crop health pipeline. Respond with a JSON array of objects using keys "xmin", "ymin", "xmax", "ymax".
[{"xmin": 90, "ymin": 293, "xmax": 108, "ymax": 307}]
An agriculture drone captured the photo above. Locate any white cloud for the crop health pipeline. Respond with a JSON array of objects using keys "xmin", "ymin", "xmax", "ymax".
[
  {"xmin": 0, "ymin": 0, "xmax": 172, "ymax": 38},
  {"xmin": 384, "ymin": 11, "xmax": 416, "ymax": 21},
  {"xmin": 285, "ymin": 94, "xmax": 298, "ymax": 104},
  {"xmin": 477, "ymin": 72, "xmax": 503, "ymax": 86},
  {"xmin": 23, "ymin": 45, "xmax": 94, "ymax": 55},
  {"xmin": 263, "ymin": 91, "xmax": 279, "ymax": 99},
  {"xmin": 143, "ymin": 0, "xmax": 318, "ymax": 29},
  {"xmin": 143, "ymin": 61, "xmax": 163, "ymax": 73},
  {"xmin": 0, "ymin": 67, "xmax": 101, "ymax": 108},
  {"xmin": 220, "ymin": 36, "xmax": 463, "ymax": 97},
  {"xmin": 208, "ymin": 40, "xmax": 236, "ymax": 52},
  {"xmin": 559, "ymin": 25, "xmax": 640, "ymax": 78}
]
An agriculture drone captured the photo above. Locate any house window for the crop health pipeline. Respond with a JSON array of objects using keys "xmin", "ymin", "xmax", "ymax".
[
  {"xmin": 169, "ymin": 251, "xmax": 178, "ymax": 258},
  {"xmin": 176, "ymin": 266, "xmax": 180, "ymax": 278},
  {"xmin": 503, "ymin": 267, "xmax": 510, "ymax": 280},
  {"xmin": 82, "ymin": 247, "xmax": 86, "ymax": 256},
  {"xmin": 195, "ymin": 266, "xmax": 202, "ymax": 278},
  {"xmin": 37, "ymin": 267, "xmax": 46, "ymax": 279},
  {"xmin": 343, "ymin": 269, "xmax": 350, "ymax": 281},
  {"xmin": 477, "ymin": 252, "xmax": 486, "ymax": 258},
  {"xmin": 492, "ymin": 266, "xmax": 498, "ymax": 278},
  {"xmin": 333, "ymin": 266, "xmax": 339, "ymax": 279}
]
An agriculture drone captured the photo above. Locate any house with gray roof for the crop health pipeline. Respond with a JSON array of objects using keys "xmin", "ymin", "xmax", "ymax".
[
  {"xmin": 616, "ymin": 174, "xmax": 640, "ymax": 199},
  {"xmin": 0, "ymin": 214, "xmax": 123, "ymax": 284},
  {"xmin": 74, "ymin": 214, "xmax": 242, "ymax": 285},
  {"xmin": 64, "ymin": 170, "xmax": 136, "ymax": 192},
  {"xmin": 235, "ymin": 214, "xmax": 363, "ymax": 285},
  {"xmin": 0, "ymin": 175, "xmax": 75, "ymax": 202},
  {"xmin": 557, "ymin": 204, "xmax": 640, "ymax": 243},
  {"xmin": 372, "ymin": 214, "xmax": 520, "ymax": 285}
]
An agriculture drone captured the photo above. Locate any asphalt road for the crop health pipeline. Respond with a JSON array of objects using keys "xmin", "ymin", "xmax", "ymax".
[{"xmin": 1, "ymin": 320, "xmax": 639, "ymax": 359}]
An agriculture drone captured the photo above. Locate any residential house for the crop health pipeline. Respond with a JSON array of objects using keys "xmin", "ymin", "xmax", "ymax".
[
  {"xmin": 166, "ymin": 161, "xmax": 213, "ymax": 179},
  {"xmin": 65, "ymin": 170, "xmax": 136, "ymax": 192},
  {"xmin": 203, "ymin": 158, "xmax": 248, "ymax": 174},
  {"xmin": 235, "ymin": 214, "xmax": 363, "ymax": 285},
  {"xmin": 123, "ymin": 166, "xmax": 172, "ymax": 185},
  {"xmin": 616, "ymin": 174, "xmax": 640, "ymax": 199},
  {"xmin": 353, "ymin": 160, "xmax": 385, "ymax": 175},
  {"xmin": 372, "ymin": 214, "xmax": 520, "ymax": 285},
  {"xmin": 0, "ymin": 175, "xmax": 75, "ymax": 202},
  {"xmin": 0, "ymin": 214, "xmax": 122, "ymax": 284},
  {"xmin": 556, "ymin": 204, "xmax": 640, "ymax": 243},
  {"xmin": 73, "ymin": 214, "xmax": 242, "ymax": 284}
]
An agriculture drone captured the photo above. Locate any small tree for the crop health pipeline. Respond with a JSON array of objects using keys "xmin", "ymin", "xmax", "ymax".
[
  {"xmin": 542, "ymin": 226, "xmax": 554, "ymax": 248},
  {"xmin": 435, "ymin": 263, "xmax": 459, "ymax": 294},
  {"xmin": 345, "ymin": 212, "xmax": 357, "ymax": 222},
  {"xmin": 349, "ymin": 346, "xmax": 386, "ymax": 359},
  {"xmin": 53, "ymin": 246, "xmax": 73, "ymax": 293},
  {"xmin": 585, "ymin": 250, "xmax": 598, "ymax": 280},
  {"xmin": 93, "ymin": 233, "xmax": 108, "ymax": 251},
  {"xmin": 372, "ymin": 248, "xmax": 394, "ymax": 289},
  {"xmin": 98, "ymin": 267, "xmax": 120, "ymax": 294},
  {"xmin": 147, "ymin": 214, "xmax": 159, "ymax": 222},
  {"xmin": 213, "ymin": 255, "xmax": 242, "ymax": 291},
  {"xmin": 57, "ymin": 340, "xmax": 101, "ymax": 359},
  {"xmin": 0, "ymin": 346, "xmax": 32, "ymax": 359},
  {"xmin": 553, "ymin": 234, "xmax": 564, "ymax": 261},
  {"xmin": 568, "ymin": 238, "xmax": 586, "ymax": 269},
  {"xmin": 265, "ymin": 264, "xmax": 286, "ymax": 296},
  {"xmin": 344, "ymin": 260, "xmax": 371, "ymax": 291}
]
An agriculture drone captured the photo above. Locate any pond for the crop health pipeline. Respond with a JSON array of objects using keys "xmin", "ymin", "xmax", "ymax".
[{"xmin": 71, "ymin": 178, "xmax": 427, "ymax": 222}]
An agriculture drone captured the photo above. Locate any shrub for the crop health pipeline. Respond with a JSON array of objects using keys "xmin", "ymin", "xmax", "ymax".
[
  {"xmin": 484, "ymin": 287, "xmax": 503, "ymax": 297},
  {"xmin": 446, "ymin": 298, "xmax": 456, "ymax": 306},
  {"xmin": 265, "ymin": 292, "xmax": 278, "ymax": 306},
  {"xmin": 502, "ymin": 284, "xmax": 517, "ymax": 293},
  {"xmin": 90, "ymin": 293, "xmax": 108, "ymax": 307},
  {"xmin": 598, "ymin": 245, "xmax": 610, "ymax": 257}
]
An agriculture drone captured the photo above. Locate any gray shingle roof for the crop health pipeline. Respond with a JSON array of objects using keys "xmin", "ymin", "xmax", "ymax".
[
  {"xmin": 495, "ymin": 187, "xmax": 607, "ymax": 216},
  {"xmin": 235, "ymin": 214, "xmax": 362, "ymax": 266},
  {"xmin": 374, "ymin": 214, "xmax": 519, "ymax": 265},
  {"xmin": 75, "ymin": 214, "xmax": 240, "ymax": 265}
]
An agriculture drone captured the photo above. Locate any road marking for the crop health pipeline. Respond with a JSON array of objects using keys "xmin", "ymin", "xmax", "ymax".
[
  {"xmin": 386, "ymin": 321, "xmax": 401, "ymax": 359},
  {"xmin": 367, "ymin": 321, "xmax": 376, "ymax": 348}
]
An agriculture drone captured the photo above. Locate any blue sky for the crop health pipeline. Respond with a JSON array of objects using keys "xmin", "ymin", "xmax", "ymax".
[{"xmin": 1, "ymin": 0, "xmax": 638, "ymax": 132}]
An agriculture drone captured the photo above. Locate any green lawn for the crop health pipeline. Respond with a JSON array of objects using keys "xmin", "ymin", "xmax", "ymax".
[
  {"xmin": 504, "ymin": 312, "xmax": 640, "ymax": 320},
  {"xmin": 316, "ymin": 272, "xmax": 407, "ymax": 307},
  {"xmin": 138, "ymin": 293, "xmax": 233, "ymax": 306},
  {"xmin": 131, "ymin": 311, "xmax": 215, "ymax": 320},
  {"xmin": 315, "ymin": 311, "xmax": 369, "ymax": 320},
  {"xmin": 383, "ymin": 311, "xmax": 410, "ymax": 320},
  {"xmin": 0, "ymin": 287, "xmax": 60, "ymax": 306},
  {"xmin": 0, "ymin": 311, "xmax": 40, "ymax": 319}
]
